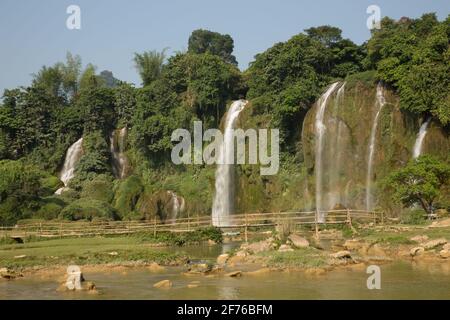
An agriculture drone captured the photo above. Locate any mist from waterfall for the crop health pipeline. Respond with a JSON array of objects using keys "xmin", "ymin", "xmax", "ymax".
[
  {"xmin": 314, "ymin": 82, "xmax": 340, "ymax": 222},
  {"xmin": 55, "ymin": 138, "xmax": 83, "ymax": 195},
  {"xmin": 366, "ymin": 83, "xmax": 385, "ymax": 211},
  {"xmin": 212, "ymin": 100, "xmax": 247, "ymax": 227},
  {"xmin": 413, "ymin": 118, "xmax": 431, "ymax": 159},
  {"xmin": 110, "ymin": 127, "xmax": 129, "ymax": 179}
]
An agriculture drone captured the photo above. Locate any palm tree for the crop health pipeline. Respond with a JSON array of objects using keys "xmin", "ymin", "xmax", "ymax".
[{"xmin": 133, "ymin": 49, "xmax": 167, "ymax": 86}]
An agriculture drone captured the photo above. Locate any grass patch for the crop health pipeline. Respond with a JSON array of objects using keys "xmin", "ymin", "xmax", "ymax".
[
  {"xmin": 0, "ymin": 236, "xmax": 187, "ymax": 270},
  {"xmin": 258, "ymin": 247, "xmax": 327, "ymax": 268}
]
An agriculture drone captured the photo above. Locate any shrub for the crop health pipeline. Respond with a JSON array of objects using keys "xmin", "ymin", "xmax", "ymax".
[{"xmin": 59, "ymin": 199, "xmax": 119, "ymax": 221}]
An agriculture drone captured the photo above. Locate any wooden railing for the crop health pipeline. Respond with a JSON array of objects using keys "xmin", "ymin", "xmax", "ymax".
[{"xmin": 0, "ymin": 209, "xmax": 383, "ymax": 239}]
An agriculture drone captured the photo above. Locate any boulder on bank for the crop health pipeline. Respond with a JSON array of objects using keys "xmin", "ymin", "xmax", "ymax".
[
  {"xmin": 216, "ymin": 254, "xmax": 230, "ymax": 265},
  {"xmin": 188, "ymin": 263, "xmax": 211, "ymax": 274},
  {"xmin": 153, "ymin": 279, "xmax": 172, "ymax": 288},
  {"xmin": 148, "ymin": 262, "xmax": 165, "ymax": 272},
  {"xmin": 278, "ymin": 244, "xmax": 294, "ymax": 252},
  {"xmin": 431, "ymin": 218, "xmax": 450, "ymax": 228},
  {"xmin": 423, "ymin": 238, "xmax": 447, "ymax": 250},
  {"xmin": 439, "ymin": 249, "xmax": 450, "ymax": 259},
  {"xmin": 410, "ymin": 235, "xmax": 429, "ymax": 243},
  {"xmin": 243, "ymin": 238, "xmax": 276, "ymax": 254},
  {"xmin": 288, "ymin": 235, "xmax": 309, "ymax": 248},
  {"xmin": 244, "ymin": 268, "xmax": 271, "ymax": 276},
  {"xmin": 225, "ymin": 271, "xmax": 242, "ymax": 277},
  {"xmin": 0, "ymin": 268, "xmax": 23, "ymax": 280},
  {"xmin": 410, "ymin": 247, "xmax": 425, "ymax": 257},
  {"xmin": 330, "ymin": 251, "xmax": 352, "ymax": 259},
  {"xmin": 344, "ymin": 239, "xmax": 365, "ymax": 251}
]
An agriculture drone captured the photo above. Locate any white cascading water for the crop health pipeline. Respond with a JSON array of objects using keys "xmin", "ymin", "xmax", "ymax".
[
  {"xmin": 314, "ymin": 82, "xmax": 340, "ymax": 222},
  {"xmin": 212, "ymin": 99, "xmax": 247, "ymax": 227},
  {"xmin": 55, "ymin": 138, "xmax": 83, "ymax": 195},
  {"xmin": 413, "ymin": 118, "xmax": 431, "ymax": 159},
  {"xmin": 366, "ymin": 83, "xmax": 385, "ymax": 211},
  {"xmin": 167, "ymin": 191, "xmax": 180, "ymax": 221},
  {"xmin": 110, "ymin": 127, "xmax": 128, "ymax": 179},
  {"xmin": 327, "ymin": 82, "xmax": 346, "ymax": 209}
]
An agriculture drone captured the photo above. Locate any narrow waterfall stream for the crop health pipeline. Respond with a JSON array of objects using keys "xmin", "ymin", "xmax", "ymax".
[
  {"xmin": 55, "ymin": 138, "xmax": 83, "ymax": 195},
  {"xmin": 110, "ymin": 127, "xmax": 129, "ymax": 179},
  {"xmin": 413, "ymin": 118, "xmax": 431, "ymax": 159},
  {"xmin": 314, "ymin": 82, "xmax": 340, "ymax": 222},
  {"xmin": 167, "ymin": 191, "xmax": 184, "ymax": 221},
  {"xmin": 212, "ymin": 100, "xmax": 247, "ymax": 227},
  {"xmin": 365, "ymin": 83, "xmax": 385, "ymax": 211}
]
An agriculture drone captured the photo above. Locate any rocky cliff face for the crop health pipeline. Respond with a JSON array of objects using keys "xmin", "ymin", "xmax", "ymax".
[{"xmin": 235, "ymin": 79, "xmax": 449, "ymax": 215}]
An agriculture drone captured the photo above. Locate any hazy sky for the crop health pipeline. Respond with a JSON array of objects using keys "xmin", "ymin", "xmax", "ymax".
[{"xmin": 0, "ymin": 0, "xmax": 448, "ymax": 95}]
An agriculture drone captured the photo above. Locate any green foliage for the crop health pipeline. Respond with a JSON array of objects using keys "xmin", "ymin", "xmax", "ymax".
[
  {"xmin": 113, "ymin": 176, "xmax": 144, "ymax": 217},
  {"xmin": 77, "ymin": 87, "xmax": 115, "ymax": 133},
  {"xmin": 39, "ymin": 175, "xmax": 63, "ymax": 195},
  {"xmin": 70, "ymin": 131, "xmax": 112, "ymax": 189},
  {"xmin": 114, "ymin": 83, "xmax": 136, "ymax": 126},
  {"xmin": 80, "ymin": 174, "xmax": 114, "ymax": 203},
  {"xmin": 35, "ymin": 197, "xmax": 65, "ymax": 220},
  {"xmin": 188, "ymin": 29, "xmax": 237, "ymax": 65},
  {"xmin": 400, "ymin": 209, "xmax": 427, "ymax": 225},
  {"xmin": 133, "ymin": 50, "xmax": 167, "ymax": 86},
  {"xmin": 0, "ymin": 160, "xmax": 43, "ymax": 225},
  {"xmin": 385, "ymin": 155, "xmax": 450, "ymax": 214},
  {"xmin": 59, "ymin": 198, "xmax": 119, "ymax": 221},
  {"xmin": 132, "ymin": 227, "xmax": 222, "ymax": 246},
  {"xmin": 246, "ymin": 26, "xmax": 364, "ymax": 149},
  {"xmin": 367, "ymin": 13, "xmax": 450, "ymax": 124}
]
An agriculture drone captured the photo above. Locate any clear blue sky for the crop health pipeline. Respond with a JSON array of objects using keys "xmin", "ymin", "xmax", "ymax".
[{"xmin": 0, "ymin": 0, "xmax": 448, "ymax": 95}]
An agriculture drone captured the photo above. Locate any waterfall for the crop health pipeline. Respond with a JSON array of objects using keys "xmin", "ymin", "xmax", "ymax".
[
  {"xmin": 365, "ymin": 83, "xmax": 385, "ymax": 211},
  {"xmin": 413, "ymin": 118, "xmax": 431, "ymax": 159},
  {"xmin": 212, "ymin": 99, "xmax": 247, "ymax": 227},
  {"xmin": 327, "ymin": 82, "xmax": 346, "ymax": 209},
  {"xmin": 167, "ymin": 191, "xmax": 181, "ymax": 221},
  {"xmin": 314, "ymin": 82, "xmax": 340, "ymax": 222},
  {"xmin": 110, "ymin": 127, "xmax": 129, "ymax": 179},
  {"xmin": 55, "ymin": 138, "xmax": 83, "ymax": 195}
]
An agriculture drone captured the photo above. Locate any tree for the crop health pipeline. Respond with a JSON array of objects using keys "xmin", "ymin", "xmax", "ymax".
[
  {"xmin": 385, "ymin": 155, "xmax": 450, "ymax": 215},
  {"xmin": 133, "ymin": 50, "xmax": 167, "ymax": 86},
  {"xmin": 367, "ymin": 13, "xmax": 450, "ymax": 125},
  {"xmin": 304, "ymin": 25, "xmax": 343, "ymax": 47},
  {"xmin": 188, "ymin": 29, "xmax": 237, "ymax": 65},
  {"xmin": 0, "ymin": 160, "xmax": 43, "ymax": 225}
]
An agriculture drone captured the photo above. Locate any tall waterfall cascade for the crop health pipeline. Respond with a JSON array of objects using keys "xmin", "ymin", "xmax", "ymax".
[
  {"xmin": 365, "ymin": 83, "xmax": 385, "ymax": 211},
  {"xmin": 212, "ymin": 99, "xmax": 247, "ymax": 227},
  {"xmin": 110, "ymin": 127, "xmax": 129, "ymax": 179},
  {"xmin": 55, "ymin": 138, "xmax": 84, "ymax": 195},
  {"xmin": 327, "ymin": 82, "xmax": 346, "ymax": 209},
  {"xmin": 314, "ymin": 82, "xmax": 340, "ymax": 222},
  {"xmin": 413, "ymin": 118, "xmax": 431, "ymax": 159}
]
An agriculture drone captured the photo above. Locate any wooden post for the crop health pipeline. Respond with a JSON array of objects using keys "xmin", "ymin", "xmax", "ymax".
[
  {"xmin": 346, "ymin": 208, "xmax": 352, "ymax": 227},
  {"xmin": 381, "ymin": 211, "xmax": 384, "ymax": 225},
  {"xmin": 188, "ymin": 211, "xmax": 190, "ymax": 232},
  {"xmin": 315, "ymin": 209, "xmax": 319, "ymax": 239},
  {"xmin": 244, "ymin": 212, "xmax": 248, "ymax": 243},
  {"xmin": 153, "ymin": 217, "xmax": 156, "ymax": 237},
  {"xmin": 60, "ymin": 223, "xmax": 63, "ymax": 238}
]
